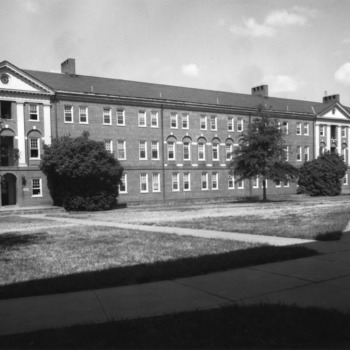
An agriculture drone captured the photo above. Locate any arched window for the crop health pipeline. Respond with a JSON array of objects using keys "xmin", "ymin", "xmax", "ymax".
[
  {"xmin": 212, "ymin": 137, "xmax": 221, "ymax": 161},
  {"xmin": 197, "ymin": 137, "xmax": 207, "ymax": 161},
  {"xmin": 182, "ymin": 136, "xmax": 192, "ymax": 161},
  {"xmin": 27, "ymin": 130, "xmax": 42, "ymax": 160}
]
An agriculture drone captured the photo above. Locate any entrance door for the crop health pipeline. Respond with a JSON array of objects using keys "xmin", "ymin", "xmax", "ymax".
[{"xmin": 1, "ymin": 173, "xmax": 16, "ymax": 206}]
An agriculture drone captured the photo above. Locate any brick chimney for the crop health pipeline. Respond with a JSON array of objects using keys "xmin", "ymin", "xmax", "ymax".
[
  {"xmin": 323, "ymin": 94, "xmax": 340, "ymax": 103},
  {"xmin": 61, "ymin": 58, "xmax": 76, "ymax": 75},
  {"xmin": 252, "ymin": 85, "xmax": 268, "ymax": 97}
]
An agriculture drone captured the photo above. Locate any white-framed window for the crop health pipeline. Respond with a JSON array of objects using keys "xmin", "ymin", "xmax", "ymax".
[
  {"xmin": 252, "ymin": 177, "xmax": 259, "ymax": 189},
  {"xmin": 282, "ymin": 121, "xmax": 288, "ymax": 135},
  {"xmin": 342, "ymin": 126, "xmax": 347, "ymax": 138},
  {"xmin": 237, "ymin": 179, "xmax": 244, "ymax": 189},
  {"xmin": 343, "ymin": 173, "xmax": 348, "ymax": 185},
  {"xmin": 304, "ymin": 146, "xmax": 309, "ymax": 162},
  {"xmin": 152, "ymin": 173, "xmax": 161, "ymax": 192},
  {"xmin": 200, "ymin": 115, "xmax": 207, "ymax": 130},
  {"xmin": 151, "ymin": 141, "xmax": 159, "ymax": 160},
  {"xmin": 320, "ymin": 125, "xmax": 325, "ymax": 137},
  {"xmin": 182, "ymin": 113, "xmax": 189, "ymax": 129},
  {"xmin": 79, "ymin": 106, "xmax": 88, "ymax": 124},
  {"xmin": 29, "ymin": 138, "xmax": 40, "ymax": 159},
  {"xmin": 139, "ymin": 141, "xmax": 147, "ymax": 160},
  {"xmin": 227, "ymin": 116, "xmax": 234, "ymax": 131},
  {"xmin": 201, "ymin": 172, "xmax": 208, "ymax": 190},
  {"xmin": 117, "ymin": 140, "xmax": 126, "ymax": 159},
  {"xmin": 210, "ymin": 115, "xmax": 217, "ymax": 131},
  {"xmin": 297, "ymin": 146, "xmax": 302, "ymax": 161},
  {"xmin": 304, "ymin": 123, "xmax": 309, "ymax": 135},
  {"xmin": 283, "ymin": 179, "xmax": 290, "ymax": 187},
  {"xmin": 284, "ymin": 146, "xmax": 289, "ymax": 161},
  {"xmin": 198, "ymin": 142, "xmax": 206, "ymax": 161},
  {"xmin": 226, "ymin": 143, "xmax": 233, "ymax": 160},
  {"xmin": 212, "ymin": 143, "xmax": 219, "ymax": 161},
  {"xmin": 170, "ymin": 112, "xmax": 178, "ymax": 128},
  {"xmin": 103, "ymin": 108, "xmax": 112, "ymax": 125},
  {"xmin": 296, "ymin": 122, "xmax": 301, "ymax": 135},
  {"xmin": 183, "ymin": 141, "xmax": 191, "ymax": 160},
  {"xmin": 237, "ymin": 118, "xmax": 243, "ymax": 132},
  {"xmin": 117, "ymin": 109, "xmax": 125, "ymax": 126},
  {"xmin": 29, "ymin": 104, "xmax": 39, "ymax": 121},
  {"xmin": 32, "ymin": 178, "xmax": 42, "ymax": 197},
  {"xmin": 151, "ymin": 111, "xmax": 158, "ymax": 127},
  {"xmin": 64, "ymin": 105, "xmax": 73, "ymax": 123},
  {"xmin": 119, "ymin": 173, "xmax": 127, "ymax": 193},
  {"xmin": 212, "ymin": 172, "xmax": 219, "ymax": 190},
  {"xmin": 138, "ymin": 110, "xmax": 146, "ymax": 127},
  {"xmin": 342, "ymin": 144, "xmax": 348, "ymax": 163},
  {"xmin": 172, "ymin": 173, "xmax": 180, "ymax": 191},
  {"xmin": 183, "ymin": 172, "xmax": 191, "ymax": 191},
  {"xmin": 140, "ymin": 173, "xmax": 148, "ymax": 193},
  {"xmin": 228, "ymin": 175, "xmax": 235, "ymax": 189},
  {"xmin": 167, "ymin": 141, "xmax": 175, "ymax": 160},
  {"xmin": 104, "ymin": 139, "xmax": 113, "ymax": 154},
  {"xmin": 275, "ymin": 180, "xmax": 281, "ymax": 188}
]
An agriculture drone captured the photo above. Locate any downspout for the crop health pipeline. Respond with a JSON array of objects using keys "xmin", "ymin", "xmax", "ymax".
[
  {"xmin": 248, "ymin": 112, "xmax": 252, "ymax": 198},
  {"xmin": 160, "ymin": 105, "xmax": 166, "ymax": 202}
]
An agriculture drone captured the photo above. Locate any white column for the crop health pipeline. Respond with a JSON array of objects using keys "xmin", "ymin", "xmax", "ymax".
[
  {"xmin": 326, "ymin": 125, "xmax": 331, "ymax": 151},
  {"xmin": 348, "ymin": 127, "xmax": 350, "ymax": 164},
  {"xmin": 43, "ymin": 103, "xmax": 51, "ymax": 145},
  {"xmin": 315, "ymin": 124, "xmax": 319, "ymax": 158},
  {"xmin": 16, "ymin": 102, "xmax": 27, "ymax": 167},
  {"xmin": 337, "ymin": 126, "xmax": 342, "ymax": 154}
]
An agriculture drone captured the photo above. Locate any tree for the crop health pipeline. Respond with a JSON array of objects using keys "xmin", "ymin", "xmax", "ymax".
[
  {"xmin": 40, "ymin": 131, "xmax": 124, "ymax": 211},
  {"xmin": 298, "ymin": 152, "xmax": 347, "ymax": 196},
  {"xmin": 228, "ymin": 106, "xmax": 298, "ymax": 201}
]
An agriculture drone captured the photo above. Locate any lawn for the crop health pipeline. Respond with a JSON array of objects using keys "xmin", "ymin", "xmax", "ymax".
[{"xmin": 2, "ymin": 304, "xmax": 350, "ymax": 348}]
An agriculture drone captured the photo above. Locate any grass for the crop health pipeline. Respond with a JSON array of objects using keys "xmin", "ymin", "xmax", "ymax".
[
  {"xmin": 147, "ymin": 208, "xmax": 350, "ymax": 240},
  {"xmin": 2, "ymin": 304, "xmax": 350, "ymax": 348},
  {"xmin": 0, "ymin": 216, "xmax": 68, "ymax": 232}
]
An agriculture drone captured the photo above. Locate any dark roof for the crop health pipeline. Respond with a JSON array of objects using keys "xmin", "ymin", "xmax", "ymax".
[{"xmin": 24, "ymin": 69, "xmax": 330, "ymax": 115}]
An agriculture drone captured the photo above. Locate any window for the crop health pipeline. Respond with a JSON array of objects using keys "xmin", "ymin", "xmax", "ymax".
[
  {"xmin": 117, "ymin": 109, "xmax": 125, "ymax": 126},
  {"xmin": 152, "ymin": 173, "xmax": 161, "ymax": 192},
  {"xmin": 253, "ymin": 177, "xmax": 259, "ymax": 189},
  {"xmin": 304, "ymin": 146, "xmax": 309, "ymax": 162},
  {"xmin": 237, "ymin": 179, "xmax": 244, "ymax": 189},
  {"xmin": 283, "ymin": 180, "xmax": 289, "ymax": 187},
  {"xmin": 304, "ymin": 123, "xmax": 309, "ymax": 135},
  {"xmin": 212, "ymin": 143, "xmax": 219, "ymax": 161},
  {"xmin": 182, "ymin": 113, "xmax": 189, "ymax": 129},
  {"xmin": 198, "ymin": 142, "xmax": 205, "ymax": 161},
  {"xmin": 331, "ymin": 125, "xmax": 336, "ymax": 139},
  {"xmin": 0, "ymin": 101, "xmax": 12, "ymax": 119},
  {"xmin": 117, "ymin": 140, "xmax": 126, "ymax": 159},
  {"xmin": 226, "ymin": 143, "xmax": 233, "ymax": 160},
  {"xmin": 282, "ymin": 121, "xmax": 288, "ymax": 135},
  {"xmin": 296, "ymin": 122, "xmax": 301, "ymax": 135},
  {"xmin": 200, "ymin": 115, "xmax": 207, "ymax": 130},
  {"xmin": 79, "ymin": 106, "xmax": 88, "ymax": 124},
  {"xmin": 284, "ymin": 146, "xmax": 289, "ymax": 161},
  {"xmin": 296, "ymin": 146, "xmax": 302, "ymax": 161},
  {"xmin": 183, "ymin": 142, "xmax": 191, "ymax": 160},
  {"xmin": 183, "ymin": 172, "xmax": 191, "ymax": 191},
  {"xmin": 320, "ymin": 125, "xmax": 325, "ymax": 136},
  {"xmin": 120, "ymin": 174, "xmax": 127, "ymax": 193},
  {"xmin": 172, "ymin": 173, "xmax": 179, "ymax": 191},
  {"xmin": 228, "ymin": 175, "xmax": 235, "ymax": 189},
  {"xmin": 227, "ymin": 116, "xmax": 234, "ymax": 131},
  {"xmin": 342, "ymin": 144, "xmax": 348, "ymax": 163},
  {"xmin": 210, "ymin": 115, "xmax": 217, "ymax": 130},
  {"xmin": 212, "ymin": 172, "xmax": 219, "ymax": 190},
  {"xmin": 275, "ymin": 180, "xmax": 281, "ymax": 188},
  {"xmin": 170, "ymin": 112, "xmax": 178, "ymax": 128},
  {"xmin": 343, "ymin": 174, "xmax": 348, "ymax": 185},
  {"xmin": 139, "ymin": 141, "xmax": 147, "ymax": 159},
  {"xmin": 29, "ymin": 138, "xmax": 40, "ymax": 159},
  {"xmin": 64, "ymin": 105, "xmax": 73, "ymax": 123},
  {"xmin": 29, "ymin": 104, "xmax": 39, "ymax": 121},
  {"xmin": 32, "ymin": 178, "xmax": 42, "ymax": 197},
  {"xmin": 104, "ymin": 140, "xmax": 113, "ymax": 154},
  {"xmin": 138, "ymin": 110, "xmax": 146, "ymax": 127},
  {"xmin": 201, "ymin": 172, "xmax": 208, "ymax": 190},
  {"xmin": 151, "ymin": 141, "xmax": 159, "ymax": 160},
  {"xmin": 167, "ymin": 141, "xmax": 175, "ymax": 160},
  {"xmin": 151, "ymin": 111, "xmax": 158, "ymax": 127},
  {"xmin": 140, "ymin": 173, "xmax": 148, "ymax": 193},
  {"xmin": 103, "ymin": 108, "xmax": 112, "ymax": 125},
  {"xmin": 237, "ymin": 118, "xmax": 243, "ymax": 132},
  {"xmin": 342, "ymin": 126, "xmax": 347, "ymax": 138}
]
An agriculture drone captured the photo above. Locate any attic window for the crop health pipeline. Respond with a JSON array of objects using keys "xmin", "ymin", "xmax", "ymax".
[{"xmin": 332, "ymin": 108, "xmax": 336, "ymax": 115}]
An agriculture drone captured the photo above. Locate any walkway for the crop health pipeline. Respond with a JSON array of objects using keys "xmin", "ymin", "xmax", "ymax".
[{"xmin": 0, "ymin": 218, "xmax": 350, "ymax": 336}]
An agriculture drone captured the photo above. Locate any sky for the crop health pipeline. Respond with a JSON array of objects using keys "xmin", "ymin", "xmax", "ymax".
[{"xmin": 2, "ymin": 0, "xmax": 350, "ymax": 105}]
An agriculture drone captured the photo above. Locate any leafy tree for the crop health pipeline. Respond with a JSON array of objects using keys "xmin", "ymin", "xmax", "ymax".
[
  {"xmin": 228, "ymin": 106, "xmax": 298, "ymax": 201},
  {"xmin": 40, "ymin": 131, "xmax": 123, "ymax": 211},
  {"xmin": 298, "ymin": 152, "xmax": 347, "ymax": 196}
]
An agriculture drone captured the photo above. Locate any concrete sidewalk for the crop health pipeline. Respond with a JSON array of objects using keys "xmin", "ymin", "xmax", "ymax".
[{"xmin": 1, "ymin": 228, "xmax": 350, "ymax": 336}]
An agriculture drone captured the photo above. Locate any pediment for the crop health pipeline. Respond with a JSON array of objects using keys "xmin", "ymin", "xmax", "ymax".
[
  {"xmin": 317, "ymin": 103, "xmax": 350, "ymax": 121},
  {"xmin": 0, "ymin": 61, "xmax": 54, "ymax": 95}
]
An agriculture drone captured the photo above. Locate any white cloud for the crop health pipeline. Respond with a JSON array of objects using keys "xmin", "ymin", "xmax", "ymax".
[
  {"xmin": 182, "ymin": 63, "xmax": 199, "ymax": 77},
  {"xmin": 230, "ymin": 6, "xmax": 316, "ymax": 38},
  {"xmin": 335, "ymin": 63, "xmax": 350, "ymax": 85},
  {"xmin": 263, "ymin": 74, "xmax": 298, "ymax": 94},
  {"xmin": 24, "ymin": 0, "xmax": 40, "ymax": 14}
]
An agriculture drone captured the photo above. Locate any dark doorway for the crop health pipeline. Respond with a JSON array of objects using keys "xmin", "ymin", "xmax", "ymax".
[
  {"xmin": 0, "ymin": 136, "xmax": 15, "ymax": 166},
  {"xmin": 1, "ymin": 173, "xmax": 17, "ymax": 206}
]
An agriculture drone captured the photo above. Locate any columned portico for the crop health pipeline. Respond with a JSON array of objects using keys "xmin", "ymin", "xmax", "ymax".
[
  {"xmin": 326, "ymin": 125, "xmax": 331, "ymax": 151},
  {"xmin": 315, "ymin": 124, "xmax": 320, "ymax": 158},
  {"xmin": 16, "ymin": 102, "xmax": 27, "ymax": 167}
]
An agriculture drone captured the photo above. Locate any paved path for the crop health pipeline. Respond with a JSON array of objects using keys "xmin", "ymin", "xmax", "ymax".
[{"xmin": 1, "ymin": 217, "xmax": 350, "ymax": 336}]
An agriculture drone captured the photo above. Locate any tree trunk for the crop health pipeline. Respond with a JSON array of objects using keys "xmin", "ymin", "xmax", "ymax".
[{"xmin": 262, "ymin": 178, "xmax": 267, "ymax": 202}]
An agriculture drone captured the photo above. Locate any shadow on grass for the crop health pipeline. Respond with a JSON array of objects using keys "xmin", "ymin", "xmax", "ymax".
[
  {"xmin": 316, "ymin": 231, "xmax": 343, "ymax": 241},
  {"xmin": 0, "ymin": 232, "xmax": 49, "ymax": 248},
  {"xmin": 0, "ymin": 245, "xmax": 317, "ymax": 300}
]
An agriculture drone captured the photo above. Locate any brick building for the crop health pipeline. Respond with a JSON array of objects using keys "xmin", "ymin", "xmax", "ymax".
[{"xmin": 0, "ymin": 58, "xmax": 349, "ymax": 207}]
